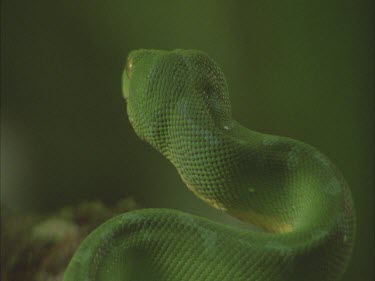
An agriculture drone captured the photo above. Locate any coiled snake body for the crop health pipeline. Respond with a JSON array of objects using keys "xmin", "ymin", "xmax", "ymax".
[{"xmin": 64, "ymin": 49, "xmax": 355, "ymax": 281}]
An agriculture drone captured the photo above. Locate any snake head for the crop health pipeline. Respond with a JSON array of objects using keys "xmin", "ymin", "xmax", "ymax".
[{"xmin": 122, "ymin": 49, "xmax": 231, "ymax": 151}]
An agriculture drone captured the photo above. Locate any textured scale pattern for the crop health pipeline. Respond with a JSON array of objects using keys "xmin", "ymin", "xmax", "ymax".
[{"xmin": 63, "ymin": 49, "xmax": 355, "ymax": 281}]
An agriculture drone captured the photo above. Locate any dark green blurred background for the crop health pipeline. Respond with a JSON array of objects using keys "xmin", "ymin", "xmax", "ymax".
[{"xmin": 1, "ymin": 1, "xmax": 373, "ymax": 280}]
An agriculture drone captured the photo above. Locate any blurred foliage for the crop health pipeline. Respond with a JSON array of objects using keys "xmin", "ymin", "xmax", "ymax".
[{"xmin": 1, "ymin": 198, "xmax": 141, "ymax": 281}]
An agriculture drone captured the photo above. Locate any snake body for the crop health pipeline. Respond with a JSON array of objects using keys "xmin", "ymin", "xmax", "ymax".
[{"xmin": 64, "ymin": 49, "xmax": 355, "ymax": 281}]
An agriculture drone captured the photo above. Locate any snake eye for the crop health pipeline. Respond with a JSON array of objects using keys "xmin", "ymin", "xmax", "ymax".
[{"xmin": 126, "ymin": 58, "xmax": 133, "ymax": 79}]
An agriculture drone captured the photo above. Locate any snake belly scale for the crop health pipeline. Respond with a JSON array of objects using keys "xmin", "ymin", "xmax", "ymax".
[{"xmin": 63, "ymin": 49, "xmax": 355, "ymax": 281}]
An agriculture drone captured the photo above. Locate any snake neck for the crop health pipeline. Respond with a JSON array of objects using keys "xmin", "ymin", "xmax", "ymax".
[{"xmin": 151, "ymin": 113, "xmax": 349, "ymax": 238}]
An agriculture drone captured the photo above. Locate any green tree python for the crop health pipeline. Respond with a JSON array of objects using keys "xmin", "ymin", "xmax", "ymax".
[{"xmin": 63, "ymin": 49, "xmax": 355, "ymax": 281}]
